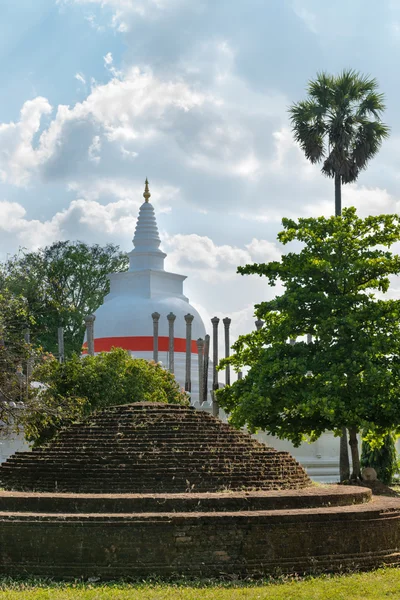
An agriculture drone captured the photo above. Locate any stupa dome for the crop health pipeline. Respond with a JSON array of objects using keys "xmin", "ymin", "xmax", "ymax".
[{"xmin": 89, "ymin": 180, "xmax": 207, "ymax": 393}]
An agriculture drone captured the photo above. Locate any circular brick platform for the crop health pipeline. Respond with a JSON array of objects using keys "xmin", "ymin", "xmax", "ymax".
[{"xmin": 0, "ymin": 404, "xmax": 399, "ymax": 578}]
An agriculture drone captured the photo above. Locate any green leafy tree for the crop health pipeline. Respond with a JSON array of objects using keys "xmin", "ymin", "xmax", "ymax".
[
  {"xmin": 1, "ymin": 241, "xmax": 128, "ymax": 357},
  {"xmin": 360, "ymin": 434, "xmax": 398, "ymax": 485},
  {"xmin": 289, "ymin": 69, "xmax": 389, "ymax": 216},
  {"xmin": 289, "ymin": 69, "xmax": 389, "ymax": 480},
  {"xmin": 217, "ymin": 209, "xmax": 400, "ymax": 480},
  {"xmin": 24, "ymin": 347, "xmax": 188, "ymax": 446},
  {"xmin": 0, "ymin": 289, "xmax": 32, "ymax": 420}
]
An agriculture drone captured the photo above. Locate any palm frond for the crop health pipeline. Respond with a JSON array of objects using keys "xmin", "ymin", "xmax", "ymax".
[
  {"xmin": 289, "ymin": 100, "xmax": 326, "ymax": 163},
  {"xmin": 307, "ymin": 72, "xmax": 334, "ymax": 108},
  {"xmin": 352, "ymin": 121, "xmax": 391, "ymax": 171},
  {"xmin": 288, "ymin": 69, "xmax": 389, "ymax": 188},
  {"xmin": 357, "ymin": 92, "xmax": 386, "ymax": 118}
]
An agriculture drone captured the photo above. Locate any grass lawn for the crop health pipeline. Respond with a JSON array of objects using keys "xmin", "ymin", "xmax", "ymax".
[{"xmin": 1, "ymin": 568, "xmax": 400, "ymax": 600}]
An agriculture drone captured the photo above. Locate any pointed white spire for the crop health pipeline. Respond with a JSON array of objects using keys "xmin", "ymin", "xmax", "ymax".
[{"xmin": 128, "ymin": 179, "xmax": 167, "ymax": 271}]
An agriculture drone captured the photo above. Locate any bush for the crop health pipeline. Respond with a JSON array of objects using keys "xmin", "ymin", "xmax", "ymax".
[
  {"xmin": 24, "ymin": 348, "xmax": 188, "ymax": 446},
  {"xmin": 360, "ymin": 434, "xmax": 398, "ymax": 485}
]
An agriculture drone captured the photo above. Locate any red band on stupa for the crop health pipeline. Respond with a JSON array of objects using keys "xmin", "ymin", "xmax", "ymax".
[{"xmin": 82, "ymin": 336, "xmax": 199, "ymax": 354}]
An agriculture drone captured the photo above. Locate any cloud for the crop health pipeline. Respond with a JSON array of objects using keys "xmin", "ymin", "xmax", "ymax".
[
  {"xmin": 163, "ymin": 233, "xmax": 281, "ymax": 283},
  {"xmin": 61, "ymin": 0, "xmax": 185, "ymax": 30},
  {"xmin": 0, "ymin": 97, "xmax": 52, "ymax": 186},
  {"xmin": 75, "ymin": 72, "xmax": 86, "ymax": 85}
]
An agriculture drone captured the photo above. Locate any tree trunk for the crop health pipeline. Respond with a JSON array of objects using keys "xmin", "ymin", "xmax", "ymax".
[
  {"xmin": 335, "ymin": 173, "xmax": 350, "ymax": 481},
  {"xmin": 340, "ymin": 427, "xmax": 350, "ymax": 482},
  {"xmin": 335, "ymin": 172, "xmax": 341, "ymax": 217},
  {"xmin": 349, "ymin": 427, "xmax": 361, "ymax": 481}
]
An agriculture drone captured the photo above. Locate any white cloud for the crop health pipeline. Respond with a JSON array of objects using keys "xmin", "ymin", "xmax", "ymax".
[
  {"xmin": 163, "ymin": 233, "xmax": 281, "ymax": 282},
  {"xmin": 88, "ymin": 135, "xmax": 102, "ymax": 163},
  {"xmin": 60, "ymin": 0, "xmax": 186, "ymax": 31},
  {"xmin": 75, "ymin": 72, "xmax": 86, "ymax": 85},
  {"xmin": 0, "ymin": 97, "xmax": 52, "ymax": 186},
  {"xmin": 245, "ymin": 238, "xmax": 281, "ymax": 261},
  {"xmin": 292, "ymin": 1, "xmax": 318, "ymax": 33}
]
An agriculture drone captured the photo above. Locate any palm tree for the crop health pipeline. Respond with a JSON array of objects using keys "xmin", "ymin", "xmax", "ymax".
[
  {"xmin": 289, "ymin": 70, "xmax": 389, "ymax": 481},
  {"xmin": 289, "ymin": 69, "xmax": 389, "ymax": 216}
]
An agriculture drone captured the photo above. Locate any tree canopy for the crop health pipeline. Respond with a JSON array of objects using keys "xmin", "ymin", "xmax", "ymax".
[
  {"xmin": 0, "ymin": 288, "xmax": 32, "ymax": 421},
  {"xmin": 217, "ymin": 208, "xmax": 400, "ymax": 479},
  {"xmin": 24, "ymin": 347, "xmax": 188, "ymax": 446},
  {"xmin": 289, "ymin": 70, "xmax": 389, "ymax": 216},
  {"xmin": 0, "ymin": 241, "xmax": 128, "ymax": 357}
]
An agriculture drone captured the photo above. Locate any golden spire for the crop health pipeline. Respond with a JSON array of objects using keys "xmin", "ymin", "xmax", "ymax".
[{"xmin": 143, "ymin": 178, "xmax": 151, "ymax": 203}]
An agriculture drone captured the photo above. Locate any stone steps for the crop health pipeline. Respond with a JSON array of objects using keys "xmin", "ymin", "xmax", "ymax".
[
  {"xmin": 2, "ymin": 461, "xmax": 295, "ymax": 472},
  {"xmin": 0, "ymin": 403, "xmax": 311, "ymax": 493}
]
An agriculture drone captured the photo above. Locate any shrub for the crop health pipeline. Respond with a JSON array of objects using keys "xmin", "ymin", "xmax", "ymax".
[{"xmin": 24, "ymin": 348, "xmax": 188, "ymax": 446}]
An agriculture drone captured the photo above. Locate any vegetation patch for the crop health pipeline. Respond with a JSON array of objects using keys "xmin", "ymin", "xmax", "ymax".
[{"xmin": 1, "ymin": 568, "xmax": 400, "ymax": 599}]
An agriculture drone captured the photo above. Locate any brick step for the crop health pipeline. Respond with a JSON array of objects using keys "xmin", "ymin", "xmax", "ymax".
[
  {"xmin": 0, "ymin": 489, "xmax": 370, "ymax": 515},
  {"xmin": 0, "ymin": 483, "xmax": 308, "ymax": 494},
  {"xmin": 1, "ymin": 473, "xmax": 307, "ymax": 484},
  {"xmin": 0, "ymin": 488, "xmax": 368, "ymax": 514},
  {"xmin": 45, "ymin": 444, "xmax": 267, "ymax": 453},
  {"xmin": 53, "ymin": 430, "xmax": 258, "ymax": 439},
  {"xmin": 6, "ymin": 458, "xmax": 290, "ymax": 470},
  {"xmin": 7, "ymin": 461, "xmax": 294, "ymax": 473},
  {"xmin": 2, "ymin": 476, "xmax": 304, "ymax": 494},
  {"xmin": 49, "ymin": 439, "xmax": 262, "ymax": 448},
  {"xmin": 1, "ymin": 455, "xmax": 300, "ymax": 467},
  {"xmin": 0, "ymin": 474, "xmax": 307, "ymax": 485},
  {"xmin": 2, "ymin": 460, "xmax": 292, "ymax": 471},
  {"xmin": 47, "ymin": 439, "xmax": 279, "ymax": 449},
  {"xmin": 28, "ymin": 448, "xmax": 277, "ymax": 458},
  {"xmin": 0, "ymin": 468, "xmax": 306, "ymax": 481}
]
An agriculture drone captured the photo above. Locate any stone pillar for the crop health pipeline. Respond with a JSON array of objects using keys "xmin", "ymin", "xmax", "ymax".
[
  {"xmin": 23, "ymin": 329, "xmax": 32, "ymax": 379},
  {"xmin": 196, "ymin": 338, "xmax": 204, "ymax": 405},
  {"xmin": 167, "ymin": 312, "xmax": 176, "ymax": 373},
  {"xmin": 151, "ymin": 312, "xmax": 160, "ymax": 362},
  {"xmin": 84, "ymin": 314, "xmax": 96, "ymax": 356},
  {"xmin": 57, "ymin": 327, "xmax": 65, "ymax": 364},
  {"xmin": 223, "ymin": 317, "xmax": 231, "ymax": 386},
  {"xmin": 307, "ymin": 333, "xmax": 312, "ymax": 344},
  {"xmin": 211, "ymin": 317, "xmax": 220, "ymax": 417},
  {"xmin": 184, "ymin": 314, "xmax": 194, "ymax": 392},
  {"xmin": 238, "ymin": 371, "xmax": 243, "ymax": 380},
  {"xmin": 203, "ymin": 334, "xmax": 210, "ymax": 403},
  {"xmin": 211, "ymin": 317, "xmax": 220, "ymax": 391}
]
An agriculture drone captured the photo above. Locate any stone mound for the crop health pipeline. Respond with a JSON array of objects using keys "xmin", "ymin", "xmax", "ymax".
[
  {"xmin": 1, "ymin": 404, "xmax": 400, "ymax": 578},
  {"xmin": 0, "ymin": 403, "xmax": 310, "ymax": 493}
]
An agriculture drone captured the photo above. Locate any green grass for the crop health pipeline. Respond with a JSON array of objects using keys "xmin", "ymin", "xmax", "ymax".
[{"xmin": 1, "ymin": 568, "xmax": 400, "ymax": 600}]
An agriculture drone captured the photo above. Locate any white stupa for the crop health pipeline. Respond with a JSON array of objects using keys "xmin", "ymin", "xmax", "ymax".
[{"xmin": 89, "ymin": 180, "xmax": 207, "ymax": 397}]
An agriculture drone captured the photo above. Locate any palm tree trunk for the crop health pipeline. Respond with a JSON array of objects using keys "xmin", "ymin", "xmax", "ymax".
[
  {"xmin": 349, "ymin": 428, "xmax": 361, "ymax": 480},
  {"xmin": 335, "ymin": 172, "xmax": 350, "ymax": 482},
  {"xmin": 335, "ymin": 172, "xmax": 341, "ymax": 217}
]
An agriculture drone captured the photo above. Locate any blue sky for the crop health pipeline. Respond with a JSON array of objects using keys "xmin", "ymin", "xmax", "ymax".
[{"xmin": 1, "ymin": 0, "xmax": 400, "ymax": 337}]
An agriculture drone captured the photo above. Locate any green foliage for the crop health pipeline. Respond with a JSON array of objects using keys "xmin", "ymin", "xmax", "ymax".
[
  {"xmin": 25, "ymin": 348, "xmax": 188, "ymax": 445},
  {"xmin": 361, "ymin": 433, "xmax": 397, "ymax": 485},
  {"xmin": 217, "ymin": 209, "xmax": 400, "ymax": 460},
  {"xmin": 0, "ymin": 241, "xmax": 128, "ymax": 358},
  {"xmin": 289, "ymin": 70, "xmax": 389, "ymax": 186},
  {"xmin": 0, "ymin": 288, "xmax": 32, "ymax": 420}
]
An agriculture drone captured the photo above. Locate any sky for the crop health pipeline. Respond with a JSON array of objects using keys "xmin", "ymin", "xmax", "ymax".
[{"xmin": 1, "ymin": 0, "xmax": 400, "ymax": 342}]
